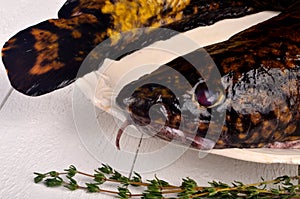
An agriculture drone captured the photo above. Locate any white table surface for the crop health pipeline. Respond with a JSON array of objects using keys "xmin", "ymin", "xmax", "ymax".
[{"xmin": 0, "ymin": 1, "xmax": 298, "ymax": 198}]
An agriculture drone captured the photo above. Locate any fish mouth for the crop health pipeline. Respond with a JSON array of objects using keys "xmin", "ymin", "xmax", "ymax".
[
  {"xmin": 115, "ymin": 116, "xmax": 216, "ymax": 150},
  {"xmin": 152, "ymin": 125, "xmax": 217, "ymax": 150}
]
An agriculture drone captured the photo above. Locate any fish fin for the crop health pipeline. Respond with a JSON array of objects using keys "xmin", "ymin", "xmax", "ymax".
[{"xmin": 2, "ymin": 14, "xmax": 105, "ymax": 96}]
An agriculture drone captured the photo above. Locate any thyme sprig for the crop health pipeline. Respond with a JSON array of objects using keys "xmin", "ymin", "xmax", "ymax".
[{"xmin": 34, "ymin": 164, "xmax": 300, "ymax": 198}]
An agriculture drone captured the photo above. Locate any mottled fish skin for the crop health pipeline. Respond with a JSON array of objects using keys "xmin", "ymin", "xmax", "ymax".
[
  {"xmin": 2, "ymin": 0, "xmax": 294, "ymax": 96},
  {"xmin": 1, "ymin": 14, "xmax": 106, "ymax": 96},
  {"xmin": 116, "ymin": 1, "xmax": 300, "ymax": 149}
]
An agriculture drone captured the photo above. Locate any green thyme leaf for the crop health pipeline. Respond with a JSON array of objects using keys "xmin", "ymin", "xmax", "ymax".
[
  {"xmin": 33, "ymin": 173, "xmax": 46, "ymax": 183},
  {"xmin": 118, "ymin": 187, "xmax": 131, "ymax": 199},
  {"xmin": 86, "ymin": 183, "xmax": 100, "ymax": 193},
  {"xmin": 98, "ymin": 164, "xmax": 113, "ymax": 174},
  {"xmin": 44, "ymin": 177, "xmax": 63, "ymax": 187},
  {"xmin": 64, "ymin": 165, "xmax": 77, "ymax": 177}
]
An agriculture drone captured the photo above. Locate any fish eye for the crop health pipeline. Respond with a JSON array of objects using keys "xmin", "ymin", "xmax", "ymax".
[{"xmin": 194, "ymin": 82, "xmax": 224, "ymax": 108}]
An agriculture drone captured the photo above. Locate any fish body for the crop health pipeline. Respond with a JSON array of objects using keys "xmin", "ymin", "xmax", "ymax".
[{"xmin": 116, "ymin": 1, "xmax": 300, "ymax": 149}]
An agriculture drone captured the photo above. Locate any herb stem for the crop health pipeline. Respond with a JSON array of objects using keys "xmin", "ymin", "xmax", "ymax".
[
  {"xmin": 76, "ymin": 170, "xmax": 178, "ymax": 188},
  {"xmin": 34, "ymin": 165, "xmax": 300, "ymax": 199}
]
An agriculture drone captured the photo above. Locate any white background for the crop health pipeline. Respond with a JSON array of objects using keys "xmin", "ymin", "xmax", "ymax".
[{"xmin": 0, "ymin": 0, "xmax": 298, "ymax": 198}]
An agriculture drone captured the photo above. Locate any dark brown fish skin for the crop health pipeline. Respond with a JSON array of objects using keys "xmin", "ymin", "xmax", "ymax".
[
  {"xmin": 2, "ymin": 0, "xmax": 296, "ymax": 96},
  {"xmin": 208, "ymin": 2, "xmax": 300, "ymax": 148},
  {"xmin": 116, "ymin": 2, "xmax": 300, "ymax": 149}
]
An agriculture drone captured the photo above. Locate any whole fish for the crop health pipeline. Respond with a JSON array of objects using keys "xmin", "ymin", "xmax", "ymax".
[
  {"xmin": 116, "ymin": 1, "xmax": 300, "ymax": 149},
  {"xmin": 1, "ymin": 0, "xmax": 296, "ymax": 96},
  {"xmin": 2, "ymin": 0, "xmax": 299, "ymax": 149}
]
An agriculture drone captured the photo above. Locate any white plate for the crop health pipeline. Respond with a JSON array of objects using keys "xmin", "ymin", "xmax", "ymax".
[{"xmin": 75, "ymin": 11, "xmax": 300, "ymax": 165}]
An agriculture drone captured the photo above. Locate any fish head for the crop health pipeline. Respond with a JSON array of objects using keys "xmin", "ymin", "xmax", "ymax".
[{"xmin": 116, "ymin": 53, "xmax": 226, "ymax": 149}]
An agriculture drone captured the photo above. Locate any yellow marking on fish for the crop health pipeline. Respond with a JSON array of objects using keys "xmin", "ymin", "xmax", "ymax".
[
  {"xmin": 101, "ymin": 0, "xmax": 191, "ymax": 43},
  {"xmin": 250, "ymin": 112, "xmax": 261, "ymax": 125},
  {"xmin": 49, "ymin": 14, "xmax": 98, "ymax": 30},
  {"xmin": 284, "ymin": 124, "xmax": 297, "ymax": 135},
  {"xmin": 72, "ymin": 30, "xmax": 82, "ymax": 38},
  {"xmin": 2, "ymin": 38, "xmax": 17, "ymax": 57},
  {"xmin": 216, "ymin": 139, "xmax": 225, "ymax": 146},
  {"xmin": 279, "ymin": 106, "xmax": 292, "ymax": 124},
  {"xmin": 235, "ymin": 117, "xmax": 244, "ymax": 133},
  {"xmin": 283, "ymin": 136, "xmax": 300, "ymax": 141},
  {"xmin": 261, "ymin": 121, "xmax": 275, "ymax": 139},
  {"xmin": 257, "ymin": 143, "xmax": 265, "ymax": 148},
  {"xmin": 29, "ymin": 29, "xmax": 64, "ymax": 75},
  {"xmin": 273, "ymin": 131, "xmax": 282, "ymax": 140},
  {"xmin": 238, "ymin": 133, "xmax": 247, "ymax": 140}
]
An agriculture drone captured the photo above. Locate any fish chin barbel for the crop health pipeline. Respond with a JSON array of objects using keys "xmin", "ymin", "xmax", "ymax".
[
  {"xmin": 1, "ymin": 0, "xmax": 296, "ymax": 96},
  {"xmin": 116, "ymin": 1, "xmax": 300, "ymax": 149}
]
